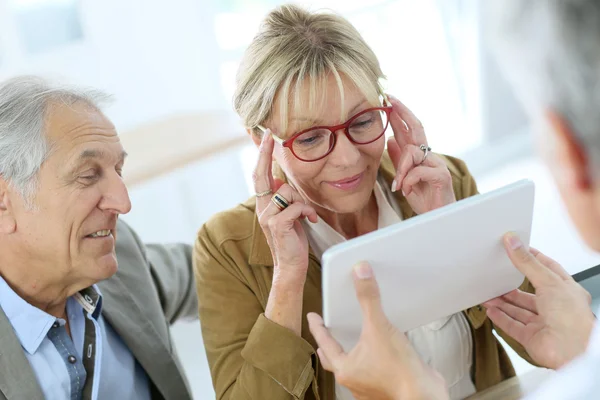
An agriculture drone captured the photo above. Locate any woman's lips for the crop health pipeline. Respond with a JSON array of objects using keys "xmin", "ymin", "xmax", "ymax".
[{"xmin": 325, "ymin": 172, "xmax": 365, "ymax": 191}]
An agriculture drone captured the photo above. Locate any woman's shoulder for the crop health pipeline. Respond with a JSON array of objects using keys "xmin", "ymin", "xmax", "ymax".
[
  {"xmin": 439, "ymin": 154, "xmax": 479, "ymax": 200},
  {"xmin": 196, "ymin": 196, "xmax": 258, "ymax": 249}
]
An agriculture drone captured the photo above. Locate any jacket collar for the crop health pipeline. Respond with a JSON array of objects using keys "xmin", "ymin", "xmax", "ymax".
[
  {"xmin": 97, "ymin": 275, "xmax": 191, "ymax": 400},
  {"xmin": 0, "ymin": 305, "xmax": 46, "ymax": 400}
]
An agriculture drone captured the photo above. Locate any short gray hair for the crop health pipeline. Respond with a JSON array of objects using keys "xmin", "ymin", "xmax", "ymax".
[
  {"xmin": 491, "ymin": 0, "xmax": 600, "ymax": 171},
  {"xmin": 0, "ymin": 76, "xmax": 111, "ymax": 204}
]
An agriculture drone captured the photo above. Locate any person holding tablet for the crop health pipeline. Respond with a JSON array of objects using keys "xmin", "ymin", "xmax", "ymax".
[
  {"xmin": 308, "ymin": 1, "xmax": 600, "ymax": 399},
  {"xmin": 193, "ymin": 4, "xmax": 535, "ymax": 400}
]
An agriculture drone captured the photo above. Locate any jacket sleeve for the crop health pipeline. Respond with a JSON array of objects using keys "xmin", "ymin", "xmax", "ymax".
[
  {"xmin": 447, "ymin": 156, "xmax": 540, "ymax": 366},
  {"xmin": 116, "ymin": 219, "xmax": 198, "ymax": 324},
  {"xmin": 194, "ymin": 226, "xmax": 317, "ymax": 400}
]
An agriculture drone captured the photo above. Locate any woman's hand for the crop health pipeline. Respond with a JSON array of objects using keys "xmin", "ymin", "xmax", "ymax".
[
  {"xmin": 387, "ymin": 95, "xmax": 456, "ymax": 214},
  {"xmin": 253, "ymin": 130, "xmax": 318, "ymax": 334},
  {"xmin": 308, "ymin": 262, "xmax": 449, "ymax": 400},
  {"xmin": 254, "ymin": 131, "xmax": 318, "ymax": 283}
]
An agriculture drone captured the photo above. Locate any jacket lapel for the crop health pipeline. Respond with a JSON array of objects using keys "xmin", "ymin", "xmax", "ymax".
[
  {"xmin": 0, "ymin": 306, "xmax": 45, "ymax": 400},
  {"xmin": 98, "ymin": 277, "xmax": 191, "ymax": 400}
]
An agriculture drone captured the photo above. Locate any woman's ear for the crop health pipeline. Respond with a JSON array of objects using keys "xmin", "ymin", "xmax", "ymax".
[{"xmin": 247, "ymin": 128, "xmax": 262, "ymax": 148}]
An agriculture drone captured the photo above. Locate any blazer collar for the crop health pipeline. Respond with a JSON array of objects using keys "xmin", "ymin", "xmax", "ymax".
[
  {"xmin": 0, "ymin": 305, "xmax": 45, "ymax": 400},
  {"xmin": 97, "ymin": 276, "xmax": 192, "ymax": 400}
]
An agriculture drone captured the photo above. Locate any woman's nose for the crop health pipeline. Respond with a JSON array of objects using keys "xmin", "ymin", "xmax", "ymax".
[{"xmin": 328, "ymin": 129, "xmax": 361, "ymax": 166}]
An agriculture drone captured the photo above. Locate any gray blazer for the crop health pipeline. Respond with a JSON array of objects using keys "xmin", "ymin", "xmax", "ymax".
[{"xmin": 0, "ymin": 219, "xmax": 198, "ymax": 400}]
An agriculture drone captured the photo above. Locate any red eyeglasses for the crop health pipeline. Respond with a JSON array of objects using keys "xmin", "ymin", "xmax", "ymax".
[{"xmin": 257, "ymin": 96, "xmax": 393, "ymax": 162}]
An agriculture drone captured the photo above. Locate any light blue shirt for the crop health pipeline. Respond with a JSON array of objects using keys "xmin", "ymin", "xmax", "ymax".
[{"xmin": 0, "ymin": 276, "xmax": 151, "ymax": 400}]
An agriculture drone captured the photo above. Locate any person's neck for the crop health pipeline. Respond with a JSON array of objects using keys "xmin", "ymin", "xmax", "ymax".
[
  {"xmin": 0, "ymin": 258, "xmax": 82, "ymax": 320},
  {"xmin": 315, "ymin": 191, "xmax": 379, "ymax": 239}
]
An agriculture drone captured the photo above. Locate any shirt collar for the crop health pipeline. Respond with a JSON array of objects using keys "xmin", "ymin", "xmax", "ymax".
[
  {"xmin": 302, "ymin": 180, "xmax": 403, "ymax": 259},
  {"xmin": 0, "ymin": 276, "xmax": 103, "ymax": 354}
]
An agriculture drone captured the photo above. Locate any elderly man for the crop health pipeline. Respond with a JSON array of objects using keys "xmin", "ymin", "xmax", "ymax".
[
  {"xmin": 308, "ymin": 1, "xmax": 600, "ymax": 399},
  {"xmin": 0, "ymin": 76, "xmax": 197, "ymax": 400}
]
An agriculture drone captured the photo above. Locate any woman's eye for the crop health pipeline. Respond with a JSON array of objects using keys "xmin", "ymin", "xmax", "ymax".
[
  {"xmin": 299, "ymin": 136, "xmax": 319, "ymax": 144},
  {"xmin": 352, "ymin": 118, "xmax": 373, "ymax": 129}
]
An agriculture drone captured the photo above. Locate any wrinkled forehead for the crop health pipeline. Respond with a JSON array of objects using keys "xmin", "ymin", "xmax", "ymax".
[
  {"xmin": 271, "ymin": 72, "xmax": 381, "ymax": 137},
  {"xmin": 43, "ymin": 101, "xmax": 122, "ymax": 163},
  {"xmin": 45, "ymin": 101, "xmax": 114, "ymax": 138}
]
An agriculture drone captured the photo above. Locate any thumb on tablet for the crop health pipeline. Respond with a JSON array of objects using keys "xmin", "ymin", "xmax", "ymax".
[{"xmin": 353, "ymin": 262, "xmax": 385, "ymax": 322}]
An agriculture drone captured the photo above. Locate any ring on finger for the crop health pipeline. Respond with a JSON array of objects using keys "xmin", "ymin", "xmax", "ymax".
[
  {"xmin": 255, "ymin": 189, "xmax": 273, "ymax": 198},
  {"xmin": 271, "ymin": 192, "xmax": 290, "ymax": 211},
  {"xmin": 419, "ymin": 144, "xmax": 431, "ymax": 164}
]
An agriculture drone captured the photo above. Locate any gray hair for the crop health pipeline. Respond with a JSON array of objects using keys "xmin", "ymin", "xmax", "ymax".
[
  {"xmin": 490, "ymin": 0, "xmax": 600, "ymax": 172},
  {"xmin": 0, "ymin": 76, "xmax": 111, "ymax": 205}
]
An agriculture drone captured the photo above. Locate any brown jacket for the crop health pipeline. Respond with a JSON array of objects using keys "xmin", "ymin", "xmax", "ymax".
[{"xmin": 194, "ymin": 152, "xmax": 535, "ymax": 400}]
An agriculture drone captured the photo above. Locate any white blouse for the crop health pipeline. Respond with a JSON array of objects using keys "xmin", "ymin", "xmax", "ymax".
[{"xmin": 302, "ymin": 178, "xmax": 477, "ymax": 400}]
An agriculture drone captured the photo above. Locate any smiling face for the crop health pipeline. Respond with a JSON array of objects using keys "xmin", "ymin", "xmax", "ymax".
[
  {"xmin": 1, "ymin": 101, "xmax": 131, "ymax": 291},
  {"xmin": 267, "ymin": 74, "xmax": 386, "ymax": 214}
]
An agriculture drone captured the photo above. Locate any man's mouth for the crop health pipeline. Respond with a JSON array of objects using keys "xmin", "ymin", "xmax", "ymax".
[{"xmin": 87, "ymin": 230, "xmax": 112, "ymax": 238}]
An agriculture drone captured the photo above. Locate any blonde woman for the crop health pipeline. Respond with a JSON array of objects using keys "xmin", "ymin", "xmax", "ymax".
[{"xmin": 194, "ymin": 4, "xmax": 534, "ymax": 400}]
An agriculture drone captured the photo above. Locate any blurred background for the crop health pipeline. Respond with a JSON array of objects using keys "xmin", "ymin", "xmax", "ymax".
[{"xmin": 1, "ymin": 0, "xmax": 600, "ymax": 398}]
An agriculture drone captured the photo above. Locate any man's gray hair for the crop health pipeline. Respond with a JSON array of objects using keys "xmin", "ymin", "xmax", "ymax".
[
  {"xmin": 0, "ymin": 76, "xmax": 111, "ymax": 205},
  {"xmin": 491, "ymin": 0, "xmax": 600, "ymax": 171}
]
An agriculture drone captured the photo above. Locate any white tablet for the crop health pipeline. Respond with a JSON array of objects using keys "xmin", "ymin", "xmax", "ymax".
[{"xmin": 322, "ymin": 179, "xmax": 535, "ymax": 351}]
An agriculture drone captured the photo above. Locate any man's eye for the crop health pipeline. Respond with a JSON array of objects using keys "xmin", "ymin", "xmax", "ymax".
[{"xmin": 80, "ymin": 173, "xmax": 99, "ymax": 182}]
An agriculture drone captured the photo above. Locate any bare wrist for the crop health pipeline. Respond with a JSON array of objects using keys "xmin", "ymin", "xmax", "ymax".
[
  {"xmin": 272, "ymin": 266, "xmax": 307, "ymax": 291},
  {"xmin": 265, "ymin": 269, "xmax": 307, "ymax": 336}
]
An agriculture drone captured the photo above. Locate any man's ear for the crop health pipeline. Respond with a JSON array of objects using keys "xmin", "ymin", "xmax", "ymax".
[
  {"xmin": 0, "ymin": 178, "xmax": 16, "ymax": 234},
  {"xmin": 545, "ymin": 110, "xmax": 591, "ymax": 191},
  {"xmin": 247, "ymin": 128, "xmax": 262, "ymax": 148}
]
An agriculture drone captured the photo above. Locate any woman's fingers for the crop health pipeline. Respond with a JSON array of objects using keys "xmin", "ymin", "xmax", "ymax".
[
  {"xmin": 387, "ymin": 137, "xmax": 402, "ymax": 172},
  {"xmin": 258, "ymin": 184, "xmax": 311, "ymax": 224},
  {"xmin": 388, "ymin": 94, "xmax": 427, "ymax": 148},
  {"xmin": 391, "ymin": 144, "xmax": 439, "ymax": 193},
  {"xmin": 252, "ymin": 131, "xmax": 276, "ymax": 212},
  {"xmin": 400, "ymin": 164, "xmax": 452, "ymax": 198},
  {"xmin": 267, "ymin": 202, "xmax": 318, "ymax": 233}
]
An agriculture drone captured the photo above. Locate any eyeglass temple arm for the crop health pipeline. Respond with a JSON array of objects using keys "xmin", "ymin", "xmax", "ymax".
[
  {"xmin": 382, "ymin": 93, "xmax": 391, "ymax": 107},
  {"xmin": 256, "ymin": 124, "xmax": 284, "ymax": 144}
]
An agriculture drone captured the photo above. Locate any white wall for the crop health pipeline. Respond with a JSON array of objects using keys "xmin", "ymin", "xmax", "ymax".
[{"xmin": 0, "ymin": 0, "xmax": 228, "ymax": 131}]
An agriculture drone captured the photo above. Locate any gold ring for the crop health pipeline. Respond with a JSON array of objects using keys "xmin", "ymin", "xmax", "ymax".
[
  {"xmin": 255, "ymin": 189, "xmax": 273, "ymax": 198},
  {"xmin": 271, "ymin": 193, "xmax": 290, "ymax": 211}
]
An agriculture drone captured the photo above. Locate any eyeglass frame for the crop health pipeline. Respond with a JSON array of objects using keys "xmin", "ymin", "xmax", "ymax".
[{"xmin": 256, "ymin": 94, "xmax": 393, "ymax": 162}]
